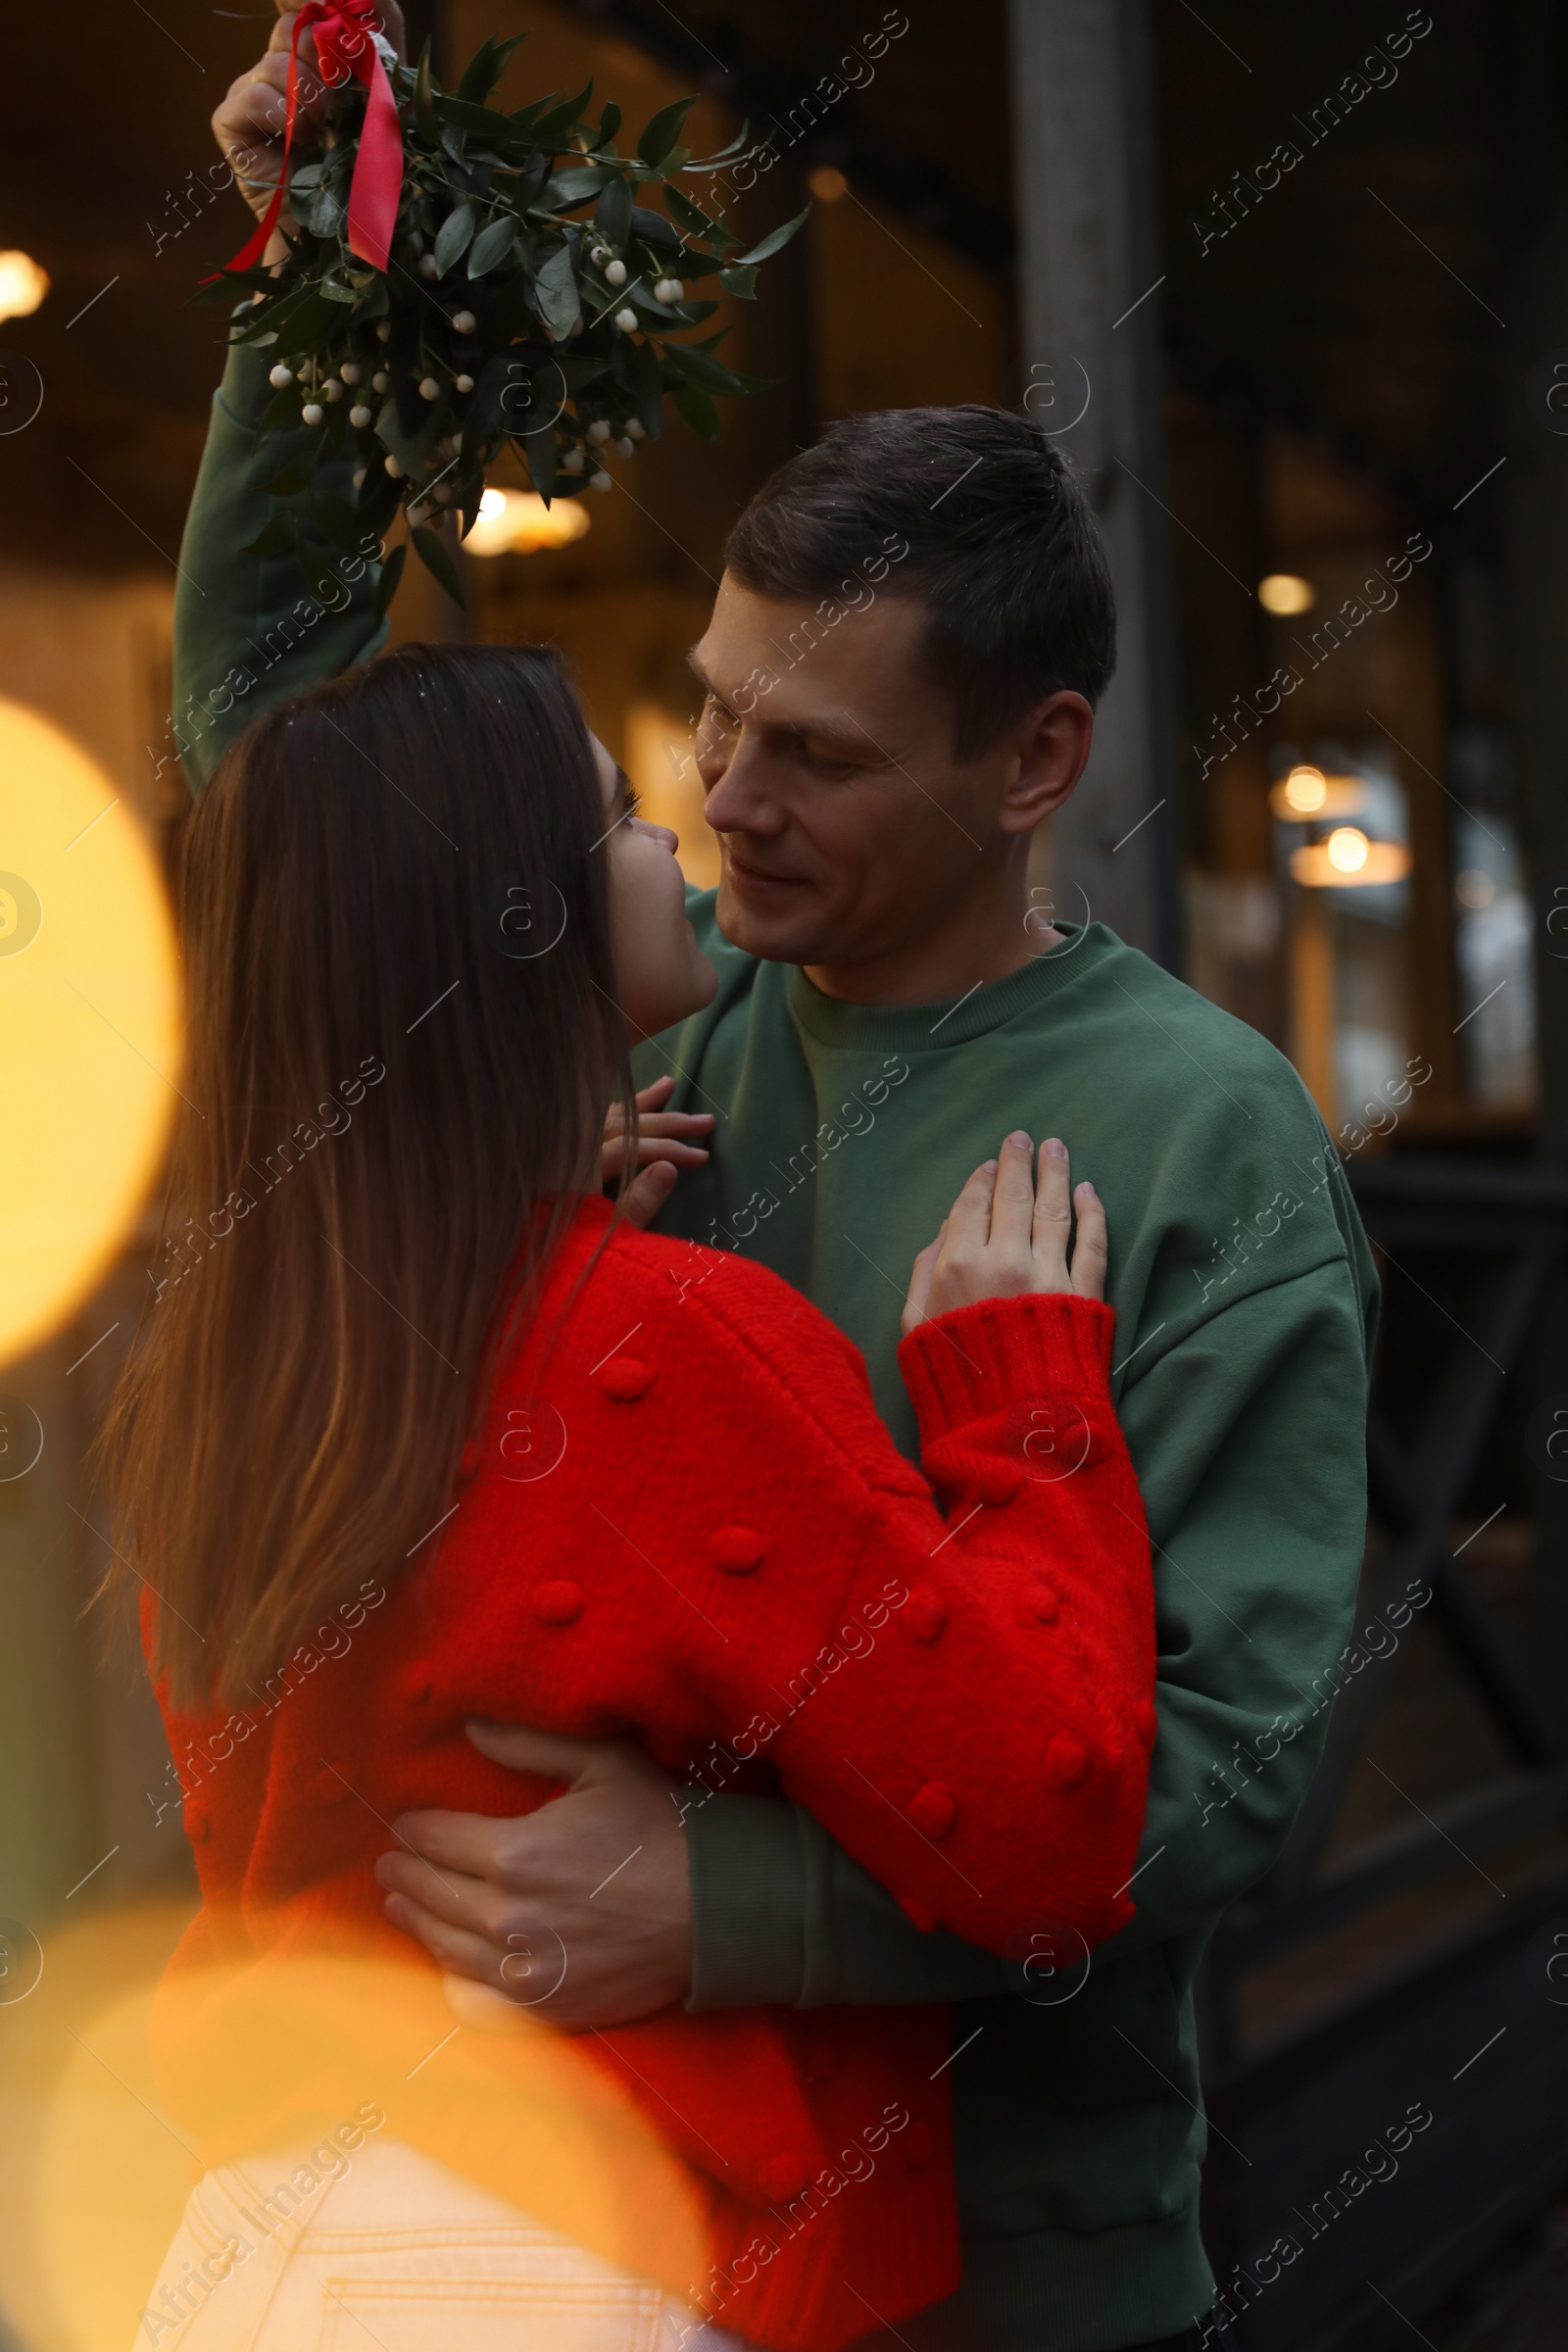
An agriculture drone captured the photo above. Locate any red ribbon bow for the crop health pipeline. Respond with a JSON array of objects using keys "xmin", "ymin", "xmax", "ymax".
[{"xmin": 223, "ymin": 1, "xmax": 403, "ymax": 277}]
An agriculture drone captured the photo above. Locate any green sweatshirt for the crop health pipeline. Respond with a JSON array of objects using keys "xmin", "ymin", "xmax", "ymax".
[{"xmin": 174, "ymin": 342, "xmax": 1379, "ymax": 2352}]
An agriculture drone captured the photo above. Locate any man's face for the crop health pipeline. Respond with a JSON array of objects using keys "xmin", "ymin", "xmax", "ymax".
[{"xmin": 689, "ymin": 576, "xmax": 1024, "ymax": 973}]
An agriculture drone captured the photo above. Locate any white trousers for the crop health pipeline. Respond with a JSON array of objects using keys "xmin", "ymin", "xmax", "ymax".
[{"xmin": 133, "ymin": 2135, "xmax": 751, "ymax": 2352}]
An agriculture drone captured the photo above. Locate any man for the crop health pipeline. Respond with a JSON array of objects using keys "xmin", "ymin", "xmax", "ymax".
[{"xmin": 170, "ymin": 31, "xmax": 1378, "ymax": 2350}]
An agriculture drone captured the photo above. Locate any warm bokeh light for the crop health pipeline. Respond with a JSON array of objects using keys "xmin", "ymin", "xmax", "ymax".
[
  {"xmin": 0, "ymin": 699, "xmax": 181, "ymax": 1366},
  {"xmin": 6, "ymin": 1905, "xmax": 711, "ymax": 2350},
  {"xmin": 1290, "ymin": 832, "xmax": 1412, "ymax": 888},
  {"xmin": 1268, "ymin": 766, "xmax": 1367, "ymax": 821},
  {"xmin": 0, "ymin": 249, "xmax": 48, "ymax": 322},
  {"xmin": 625, "ymin": 701, "xmax": 720, "ymax": 889},
  {"xmin": 466, "ymin": 486, "xmax": 591, "ymax": 556},
  {"xmin": 808, "ymin": 166, "xmax": 850, "ymax": 203},
  {"xmin": 1257, "ymin": 571, "xmax": 1316, "ymax": 614},
  {"xmin": 1280, "ymin": 763, "xmax": 1326, "ymax": 814}
]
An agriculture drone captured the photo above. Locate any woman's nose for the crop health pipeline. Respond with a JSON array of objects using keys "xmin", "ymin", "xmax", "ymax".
[{"xmin": 632, "ymin": 815, "xmax": 680, "ymax": 854}]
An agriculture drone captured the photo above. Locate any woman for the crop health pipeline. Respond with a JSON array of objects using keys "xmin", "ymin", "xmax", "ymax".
[{"xmin": 107, "ymin": 643, "xmax": 1154, "ymax": 2352}]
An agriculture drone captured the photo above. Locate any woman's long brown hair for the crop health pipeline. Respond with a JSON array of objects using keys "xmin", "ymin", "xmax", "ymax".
[{"xmin": 101, "ymin": 643, "xmax": 632, "ymax": 1707}]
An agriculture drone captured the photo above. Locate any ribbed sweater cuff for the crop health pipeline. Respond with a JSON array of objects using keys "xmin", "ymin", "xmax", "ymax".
[{"xmin": 897, "ymin": 1293, "xmax": 1115, "ymax": 1444}]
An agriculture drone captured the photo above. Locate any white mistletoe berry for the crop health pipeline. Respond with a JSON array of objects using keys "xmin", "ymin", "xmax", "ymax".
[
  {"xmin": 613, "ymin": 307, "xmax": 638, "ymax": 333},
  {"xmin": 452, "ymin": 310, "xmax": 476, "ymax": 335},
  {"xmin": 301, "ymin": 402, "xmax": 324, "ymax": 426},
  {"xmin": 586, "ymin": 418, "xmax": 612, "ymax": 445},
  {"xmin": 590, "ymin": 244, "xmax": 609, "ymax": 266},
  {"xmin": 350, "ymin": 404, "xmax": 373, "ymax": 429},
  {"xmin": 455, "ymin": 372, "xmax": 474, "ymax": 393},
  {"xmin": 375, "ymin": 321, "xmax": 391, "ymax": 342},
  {"xmin": 339, "ymin": 360, "xmax": 361, "ymax": 384},
  {"xmin": 298, "ymin": 360, "xmax": 317, "ymax": 384},
  {"xmin": 614, "ymin": 435, "xmax": 634, "ymax": 457},
  {"xmin": 433, "ymin": 482, "xmax": 453, "ymax": 503},
  {"xmin": 371, "ymin": 369, "xmax": 389, "ymax": 393},
  {"xmin": 323, "ymin": 378, "xmax": 344, "ymax": 402},
  {"xmin": 590, "ymin": 468, "xmax": 612, "ymax": 492},
  {"xmin": 605, "ymin": 258, "xmax": 627, "ymax": 287},
  {"xmin": 353, "ymin": 467, "xmax": 366, "ymax": 489},
  {"xmin": 418, "ymin": 376, "xmax": 440, "ymax": 401},
  {"xmin": 418, "ymin": 254, "xmax": 439, "ymax": 278},
  {"xmin": 562, "ymin": 447, "xmax": 585, "ymax": 473},
  {"xmin": 624, "ymin": 416, "xmax": 646, "ymax": 440},
  {"xmin": 269, "ymin": 363, "xmax": 294, "ymax": 389},
  {"xmin": 654, "ymin": 278, "xmax": 684, "ymax": 305},
  {"xmin": 385, "ymin": 454, "xmax": 404, "ymax": 477}
]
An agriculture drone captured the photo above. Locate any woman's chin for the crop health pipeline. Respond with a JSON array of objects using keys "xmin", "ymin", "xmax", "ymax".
[{"xmin": 623, "ymin": 950, "xmax": 717, "ymax": 1044}]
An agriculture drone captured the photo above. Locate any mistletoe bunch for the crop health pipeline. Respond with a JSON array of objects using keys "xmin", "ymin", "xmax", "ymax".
[{"xmin": 199, "ymin": 30, "xmax": 804, "ymax": 611}]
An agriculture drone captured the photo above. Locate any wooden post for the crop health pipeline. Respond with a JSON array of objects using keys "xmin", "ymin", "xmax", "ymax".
[{"xmin": 1006, "ymin": 0, "xmax": 1183, "ymax": 969}]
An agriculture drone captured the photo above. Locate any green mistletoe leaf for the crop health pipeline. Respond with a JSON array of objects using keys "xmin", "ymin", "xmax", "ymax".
[
  {"xmin": 532, "ymin": 82, "xmax": 594, "ymax": 148},
  {"xmin": 730, "ymin": 207, "xmax": 809, "ymax": 269},
  {"xmin": 662, "ymin": 343, "xmax": 751, "ymax": 395},
  {"xmin": 412, "ymin": 522, "xmax": 466, "ymax": 608},
  {"xmin": 515, "ymin": 422, "xmax": 558, "ymax": 504},
  {"xmin": 434, "ymin": 199, "xmax": 477, "ymax": 276},
  {"xmin": 263, "ymin": 452, "xmax": 318, "ymax": 497},
  {"xmin": 435, "ymin": 95, "xmax": 523, "ymax": 139},
  {"xmin": 467, "ymin": 215, "xmax": 519, "ymax": 277},
  {"xmin": 629, "ymin": 203, "xmax": 683, "ymax": 255},
  {"xmin": 533, "ymin": 242, "xmax": 580, "ymax": 338},
  {"xmin": 628, "ymin": 337, "xmax": 663, "ymax": 437},
  {"xmin": 547, "ymin": 163, "xmax": 616, "ymax": 210},
  {"xmin": 637, "ymin": 97, "xmax": 696, "ymax": 170},
  {"xmin": 414, "ymin": 44, "xmax": 439, "ymax": 145},
  {"xmin": 595, "ymin": 176, "xmax": 633, "ymax": 250},
  {"xmin": 310, "ymin": 490, "xmax": 368, "ymax": 557},
  {"xmin": 373, "ymin": 540, "xmax": 407, "ymax": 621},
  {"xmin": 458, "ymin": 32, "xmax": 525, "ymax": 105},
  {"xmin": 670, "ymin": 379, "xmax": 719, "ymax": 439}
]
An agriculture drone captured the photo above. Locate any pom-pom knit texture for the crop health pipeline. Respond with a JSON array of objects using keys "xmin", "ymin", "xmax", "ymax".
[{"xmin": 148, "ymin": 1196, "xmax": 1154, "ymax": 2350}]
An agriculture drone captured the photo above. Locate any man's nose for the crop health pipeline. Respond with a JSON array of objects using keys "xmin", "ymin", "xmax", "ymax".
[{"xmin": 702, "ymin": 736, "xmax": 785, "ymax": 835}]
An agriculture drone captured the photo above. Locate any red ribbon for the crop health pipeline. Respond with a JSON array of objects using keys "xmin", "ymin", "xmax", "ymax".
[{"xmin": 222, "ymin": 2, "xmax": 403, "ymax": 277}]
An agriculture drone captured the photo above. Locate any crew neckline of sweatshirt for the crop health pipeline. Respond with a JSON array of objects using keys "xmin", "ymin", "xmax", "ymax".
[{"xmin": 787, "ymin": 923, "xmax": 1116, "ymax": 1054}]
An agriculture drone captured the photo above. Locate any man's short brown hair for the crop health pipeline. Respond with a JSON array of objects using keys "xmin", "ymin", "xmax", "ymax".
[{"xmin": 724, "ymin": 404, "xmax": 1116, "ymax": 756}]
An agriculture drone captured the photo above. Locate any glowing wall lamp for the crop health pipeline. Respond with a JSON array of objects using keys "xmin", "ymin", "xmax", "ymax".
[
  {"xmin": 1289, "ymin": 825, "xmax": 1412, "ymax": 888},
  {"xmin": 465, "ymin": 486, "xmax": 591, "ymax": 557},
  {"xmin": 1268, "ymin": 763, "xmax": 1367, "ymax": 821},
  {"xmin": 0, "ymin": 250, "xmax": 49, "ymax": 322},
  {"xmin": 0, "ymin": 701, "xmax": 181, "ymax": 1367},
  {"xmin": 1258, "ymin": 572, "xmax": 1316, "ymax": 615}
]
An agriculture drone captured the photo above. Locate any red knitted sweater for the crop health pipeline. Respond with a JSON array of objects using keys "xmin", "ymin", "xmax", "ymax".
[{"xmin": 148, "ymin": 1196, "xmax": 1154, "ymax": 2350}]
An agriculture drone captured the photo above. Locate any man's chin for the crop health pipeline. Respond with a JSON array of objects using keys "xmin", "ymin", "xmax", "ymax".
[{"xmin": 714, "ymin": 875, "xmax": 830, "ymax": 965}]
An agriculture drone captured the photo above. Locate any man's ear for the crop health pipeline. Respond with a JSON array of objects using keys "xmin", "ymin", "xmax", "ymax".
[{"xmin": 998, "ymin": 691, "xmax": 1096, "ymax": 835}]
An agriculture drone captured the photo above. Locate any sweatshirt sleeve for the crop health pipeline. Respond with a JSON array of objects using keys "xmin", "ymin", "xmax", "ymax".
[
  {"xmin": 687, "ymin": 1256, "xmax": 1368, "ymax": 2008},
  {"xmin": 172, "ymin": 337, "xmax": 388, "ymax": 794},
  {"xmin": 674, "ymin": 1285, "xmax": 1156, "ymax": 1957}
]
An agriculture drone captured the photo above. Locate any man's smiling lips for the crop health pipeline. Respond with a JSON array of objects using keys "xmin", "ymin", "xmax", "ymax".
[{"xmin": 724, "ymin": 849, "xmax": 811, "ymax": 894}]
